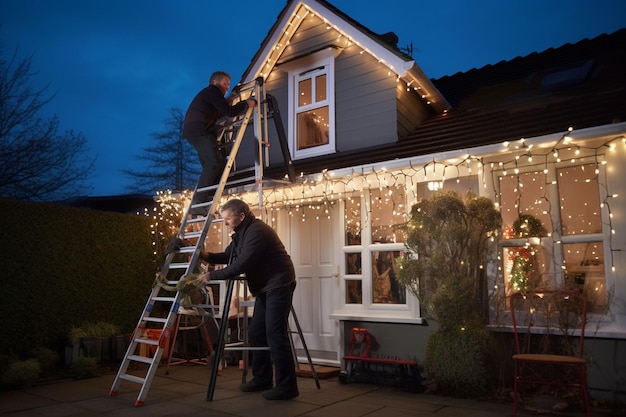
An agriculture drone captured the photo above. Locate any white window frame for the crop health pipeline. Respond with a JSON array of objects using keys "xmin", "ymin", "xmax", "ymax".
[
  {"xmin": 333, "ymin": 190, "xmax": 422, "ymax": 324},
  {"xmin": 495, "ymin": 160, "xmax": 613, "ymax": 316},
  {"xmin": 285, "ymin": 48, "xmax": 337, "ymax": 159}
]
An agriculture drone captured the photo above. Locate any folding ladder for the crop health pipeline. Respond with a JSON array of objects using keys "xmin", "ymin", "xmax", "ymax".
[
  {"xmin": 205, "ymin": 276, "xmax": 320, "ymax": 401},
  {"xmin": 109, "ymin": 77, "xmax": 300, "ymax": 406}
]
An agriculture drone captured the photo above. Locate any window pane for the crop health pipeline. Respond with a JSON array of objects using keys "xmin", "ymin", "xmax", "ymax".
[
  {"xmin": 557, "ymin": 164, "xmax": 602, "ymax": 235},
  {"xmin": 345, "ymin": 253, "xmax": 361, "ymax": 274},
  {"xmin": 563, "ymin": 242, "xmax": 607, "ymax": 313},
  {"xmin": 296, "ymin": 106, "xmax": 329, "ymax": 150},
  {"xmin": 370, "ymin": 186, "xmax": 405, "ymax": 243},
  {"xmin": 345, "ymin": 197, "xmax": 361, "ymax": 245},
  {"xmin": 372, "ymin": 250, "xmax": 405, "ymax": 304},
  {"xmin": 500, "ymin": 171, "xmax": 551, "ymax": 238},
  {"xmin": 346, "ymin": 279, "xmax": 362, "ymax": 304},
  {"xmin": 503, "ymin": 245, "xmax": 548, "ymax": 294},
  {"xmin": 298, "ymin": 78, "xmax": 311, "ymax": 107},
  {"xmin": 315, "ymin": 74, "xmax": 327, "ymax": 102}
]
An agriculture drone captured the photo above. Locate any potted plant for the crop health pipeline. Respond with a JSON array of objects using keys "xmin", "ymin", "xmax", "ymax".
[
  {"xmin": 397, "ymin": 190, "xmax": 501, "ymax": 397},
  {"xmin": 67, "ymin": 321, "xmax": 121, "ymax": 364}
]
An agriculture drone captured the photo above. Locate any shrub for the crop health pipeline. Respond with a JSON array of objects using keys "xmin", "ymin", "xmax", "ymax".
[
  {"xmin": 33, "ymin": 347, "xmax": 60, "ymax": 373},
  {"xmin": 70, "ymin": 356, "xmax": 98, "ymax": 379},
  {"xmin": 424, "ymin": 327, "xmax": 491, "ymax": 397},
  {"xmin": 2, "ymin": 359, "xmax": 41, "ymax": 388},
  {"xmin": 397, "ymin": 191, "xmax": 501, "ymax": 397}
]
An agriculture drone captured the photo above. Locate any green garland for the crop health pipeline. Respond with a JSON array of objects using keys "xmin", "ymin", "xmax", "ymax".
[
  {"xmin": 512, "ymin": 214, "xmax": 547, "ymax": 238},
  {"xmin": 153, "ymin": 272, "xmax": 208, "ymax": 307}
]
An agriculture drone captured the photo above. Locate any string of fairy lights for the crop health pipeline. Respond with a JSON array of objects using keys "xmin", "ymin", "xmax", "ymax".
[
  {"xmin": 141, "ymin": 130, "xmax": 624, "ymax": 306},
  {"xmin": 257, "ymin": 3, "xmax": 440, "ymax": 110}
]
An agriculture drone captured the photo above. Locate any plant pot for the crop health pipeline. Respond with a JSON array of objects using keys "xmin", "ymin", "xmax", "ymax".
[
  {"xmin": 65, "ymin": 340, "xmax": 81, "ymax": 366},
  {"xmin": 111, "ymin": 334, "xmax": 130, "ymax": 361},
  {"xmin": 99, "ymin": 336, "xmax": 112, "ymax": 363},
  {"xmin": 80, "ymin": 337, "xmax": 101, "ymax": 360}
]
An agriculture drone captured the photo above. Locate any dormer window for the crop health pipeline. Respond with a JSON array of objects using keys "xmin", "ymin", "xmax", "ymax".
[
  {"xmin": 284, "ymin": 47, "xmax": 339, "ymax": 159},
  {"xmin": 296, "ymin": 67, "xmax": 329, "ymax": 152}
]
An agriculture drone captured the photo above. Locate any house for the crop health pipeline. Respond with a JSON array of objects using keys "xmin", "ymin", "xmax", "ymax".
[{"xmin": 209, "ymin": 0, "xmax": 626, "ymax": 401}]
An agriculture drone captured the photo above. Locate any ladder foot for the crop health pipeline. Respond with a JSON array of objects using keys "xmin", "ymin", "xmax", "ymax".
[
  {"xmin": 134, "ymin": 400, "xmax": 144, "ymax": 407},
  {"xmin": 109, "ymin": 390, "xmax": 118, "ymax": 397}
]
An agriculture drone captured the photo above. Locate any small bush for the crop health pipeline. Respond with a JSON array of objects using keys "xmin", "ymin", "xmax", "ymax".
[
  {"xmin": 424, "ymin": 327, "xmax": 491, "ymax": 397},
  {"xmin": 2, "ymin": 359, "xmax": 41, "ymax": 389},
  {"xmin": 33, "ymin": 347, "xmax": 60, "ymax": 373},
  {"xmin": 70, "ymin": 356, "xmax": 98, "ymax": 379}
]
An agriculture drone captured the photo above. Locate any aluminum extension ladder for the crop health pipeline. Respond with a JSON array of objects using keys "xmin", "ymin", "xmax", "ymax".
[
  {"xmin": 109, "ymin": 78, "xmax": 262, "ymax": 406},
  {"xmin": 109, "ymin": 77, "xmax": 299, "ymax": 406}
]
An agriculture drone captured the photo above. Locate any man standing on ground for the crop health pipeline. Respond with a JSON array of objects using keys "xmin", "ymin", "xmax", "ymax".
[
  {"xmin": 199, "ymin": 199, "xmax": 299, "ymax": 400},
  {"xmin": 182, "ymin": 72, "xmax": 257, "ymax": 215}
]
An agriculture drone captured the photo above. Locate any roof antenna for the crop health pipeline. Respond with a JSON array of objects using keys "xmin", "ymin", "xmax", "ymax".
[{"xmin": 400, "ymin": 41, "xmax": 414, "ymax": 57}]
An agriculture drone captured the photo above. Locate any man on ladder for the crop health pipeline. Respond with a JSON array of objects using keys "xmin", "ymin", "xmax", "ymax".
[
  {"xmin": 182, "ymin": 71, "xmax": 257, "ymax": 216},
  {"xmin": 198, "ymin": 198, "xmax": 299, "ymax": 400}
]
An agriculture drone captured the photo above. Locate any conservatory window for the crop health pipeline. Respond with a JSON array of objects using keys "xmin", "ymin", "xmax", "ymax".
[
  {"xmin": 500, "ymin": 170, "xmax": 552, "ymax": 236},
  {"xmin": 341, "ymin": 186, "xmax": 408, "ymax": 309},
  {"xmin": 558, "ymin": 164, "xmax": 602, "ymax": 235},
  {"xmin": 372, "ymin": 250, "xmax": 406, "ymax": 304},
  {"xmin": 563, "ymin": 241, "xmax": 607, "ymax": 313},
  {"xmin": 498, "ymin": 163, "xmax": 608, "ymax": 311},
  {"xmin": 345, "ymin": 279, "xmax": 362, "ymax": 304},
  {"xmin": 344, "ymin": 195, "xmax": 362, "ymax": 304},
  {"xmin": 370, "ymin": 187, "xmax": 406, "ymax": 244},
  {"xmin": 344, "ymin": 196, "xmax": 361, "ymax": 246}
]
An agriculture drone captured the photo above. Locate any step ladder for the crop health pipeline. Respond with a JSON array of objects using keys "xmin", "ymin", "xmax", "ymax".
[
  {"xmin": 206, "ymin": 277, "xmax": 320, "ymax": 402},
  {"xmin": 109, "ymin": 77, "xmax": 299, "ymax": 406}
]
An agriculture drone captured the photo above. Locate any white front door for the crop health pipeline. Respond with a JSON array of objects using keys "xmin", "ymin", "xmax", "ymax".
[{"xmin": 280, "ymin": 205, "xmax": 340, "ymax": 365}]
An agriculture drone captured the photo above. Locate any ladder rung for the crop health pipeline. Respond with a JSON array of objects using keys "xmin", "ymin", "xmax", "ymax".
[
  {"xmin": 168, "ymin": 262, "xmax": 190, "ymax": 269},
  {"xmin": 143, "ymin": 317, "xmax": 167, "ymax": 324},
  {"xmin": 151, "ymin": 296, "xmax": 176, "ymax": 302},
  {"xmin": 178, "ymin": 247, "xmax": 196, "ymax": 254},
  {"xmin": 127, "ymin": 355, "xmax": 153, "ymax": 364},
  {"xmin": 185, "ymin": 303, "xmax": 219, "ymax": 309},
  {"xmin": 191, "ymin": 200, "xmax": 212, "ymax": 207},
  {"xmin": 136, "ymin": 338, "xmax": 159, "ymax": 346},
  {"xmin": 185, "ymin": 217, "xmax": 206, "ymax": 224},
  {"xmin": 119, "ymin": 373, "xmax": 145, "ymax": 384},
  {"xmin": 225, "ymin": 346, "xmax": 271, "ymax": 351},
  {"xmin": 183, "ymin": 232, "xmax": 201, "ymax": 239},
  {"xmin": 226, "ymin": 176, "xmax": 258, "ymax": 186}
]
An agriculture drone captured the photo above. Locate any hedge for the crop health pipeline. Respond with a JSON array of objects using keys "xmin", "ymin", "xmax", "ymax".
[{"xmin": 0, "ymin": 198, "xmax": 156, "ymax": 358}]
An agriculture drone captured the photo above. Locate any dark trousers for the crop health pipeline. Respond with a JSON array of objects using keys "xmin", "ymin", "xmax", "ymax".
[
  {"xmin": 186, "ymin": 134, "xmax": 224, "ymax": 204},
  {"xmin": 248, "ymin": 283, "xmax": 298, "ymax": 394}
]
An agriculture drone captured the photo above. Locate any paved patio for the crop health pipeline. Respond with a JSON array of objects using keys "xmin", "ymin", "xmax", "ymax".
[{"xmin": 0, "ymin": 362, "xmax": 602, "ymax": 416}]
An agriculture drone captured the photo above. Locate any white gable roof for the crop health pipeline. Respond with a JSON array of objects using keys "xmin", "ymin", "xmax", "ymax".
[{"xmin": 242, "ymin": 0, "xmax": 450, "ymax": 113}]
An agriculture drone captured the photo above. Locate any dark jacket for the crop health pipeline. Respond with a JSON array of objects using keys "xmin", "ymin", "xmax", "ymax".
[
  {"xmin": 182, "ymin": 84, "xmax": 248, "ymax": 138},
  {"xmin": 206, "ymin": 213, "xmax": 296, "ymax": 295}
]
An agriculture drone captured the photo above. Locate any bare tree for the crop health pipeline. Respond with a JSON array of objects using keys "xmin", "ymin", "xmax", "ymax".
[
  {"xmin": 123, "ymin": 106, "xmax": 200, "ymax": 194},
  {"xmin": 0, "ymin": 45, "xmax": 94, "ymax": 201}
]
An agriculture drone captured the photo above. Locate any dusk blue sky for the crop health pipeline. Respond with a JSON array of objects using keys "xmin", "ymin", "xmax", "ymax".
[{"xmin": 1, "ymin": 0, "xmax": 625, "ymax": 197}]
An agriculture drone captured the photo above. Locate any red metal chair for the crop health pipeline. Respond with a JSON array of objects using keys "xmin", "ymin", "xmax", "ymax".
[{"xmin": 509, "ymin": 290, "xmax": 590, "ymax": 416}]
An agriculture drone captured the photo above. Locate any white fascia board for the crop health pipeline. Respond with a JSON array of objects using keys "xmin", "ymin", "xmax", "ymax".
[
  {"xmin": 245, "ymin": 0, "xmax": 410, "ymax": 81},
  {"xmin": 316, "ymin": 122, "xmax": 626, "ymax": 181},
  {"xmin": 243, "ymin": 0, "xmax": 450, "ymax": 114},
  {"xmin": 243, "ymin": 1, "xmax": 305, "ymax": 83}
]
